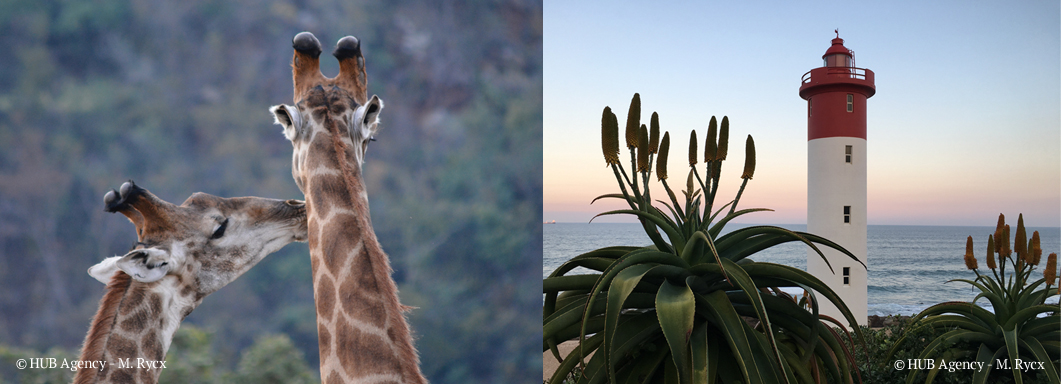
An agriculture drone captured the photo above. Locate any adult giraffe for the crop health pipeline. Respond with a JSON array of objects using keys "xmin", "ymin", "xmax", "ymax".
[
  {"xmin": 270, "ymin": 32, "xmax": 426, "ymax": 384},
  {"xmin": 76, "ymin": 181, "xmax": 307, "ymax": 383}
]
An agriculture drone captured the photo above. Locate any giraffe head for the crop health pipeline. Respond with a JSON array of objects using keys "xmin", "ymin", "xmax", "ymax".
[
  {"xmin": 88, "ymin": 181, "xmax": 308, "ymax": 296},
  {"xmin": 269, "ymin": 32, "xmax": 384, "ymax": 194}
]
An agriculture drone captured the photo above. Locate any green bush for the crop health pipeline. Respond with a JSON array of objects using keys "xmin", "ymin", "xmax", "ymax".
[
  {"xmin": 543, "ymin": 94, "xmax": 866, "ymax": 384},
  {"xmin": 230, "ymin": 334, "xmax": 317, "ymax": 384}
]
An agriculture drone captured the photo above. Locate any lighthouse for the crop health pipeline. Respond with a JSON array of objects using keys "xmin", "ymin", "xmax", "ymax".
[{"xmin": 799, "ymin": 32, "xmax": 874, "ymax": 326}]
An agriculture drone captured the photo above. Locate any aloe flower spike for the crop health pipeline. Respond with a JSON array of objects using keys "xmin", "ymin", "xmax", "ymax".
[
  {"xmin": 1045, "ymin": 253, "xmax": 1057, "ymax": 285},
  {"xmin": 637, "ymin": 124, "xmax": 650, "ymax": 172},
  {"xmin": 1030, "ymin": 231, "xmax": 1042, "ymax": 265},
  {"xmin": 741, "ymin": 135, "xmax": 755, "ymax": 179},
  {"xmin": 1014, "ymin": 214, "xmax": 1027, "ymax": 259},
  {"xmin": 1002, "ymin": 224, "xmax": 1011, "ymax": 258},
  {"xmin": 625, "ymin": 93, "xmax": 641, "ymax": 149},
  {"xmin": 993, "ymin": 214, "xmax": 1005, "ymax": 254},
  {"xmin": 985, "ymin": 235, "xmax": 996, "ymax": 270},
  {"xmin": 705, "ymin": 116, "xmax": 718, "ymax": 162},
  {"xmin": 649, "ymin": 112, "xmax": 660, "ymax": 154},
  {"xmin": 963, "ymin": 236, "xmax": 978, "ymax": 270},
  {"xmin": 717, "ymin": 116, "xmax": 730, "ymax": 161},
  {"xmin": 601, "ymin": 107, "xmax": 620, "ymax": 165},
  {"xmin": 656, "ymin": 132, "xmax": 670, "ymax": 181},
  {"xmin": 688, "ymin": 130, "xmax": 698, "ymax": 166}
]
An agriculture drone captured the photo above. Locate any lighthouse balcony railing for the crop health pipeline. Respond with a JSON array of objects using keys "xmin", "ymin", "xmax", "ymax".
[{"xmin": 801, "ymin": 66, "xmax": 874, "ymax": 84}]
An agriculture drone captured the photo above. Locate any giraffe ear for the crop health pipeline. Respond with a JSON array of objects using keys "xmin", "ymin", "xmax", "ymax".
[
  {"xmin": 352, "ymin": 95, "xmax": 383, "ymax": 143},
  {"xmin": 88, "ymin": 256, "xmax": 122, "ymax": 284},
  {"xmin": 116, "ymin": 249, "xmax": 171, "ymax": 283},
  {"xmin": 361, "ymin": 95, "xmax": 383, "ymax": 128},
  {"xmin": 270, "ymin": 104, "xmax": 303, "ymax": 142}
]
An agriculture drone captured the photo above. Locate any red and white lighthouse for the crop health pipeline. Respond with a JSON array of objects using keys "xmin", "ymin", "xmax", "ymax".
[{"xmin": 799, "ymin": 33, "xmax": 874, "ymax": 326}]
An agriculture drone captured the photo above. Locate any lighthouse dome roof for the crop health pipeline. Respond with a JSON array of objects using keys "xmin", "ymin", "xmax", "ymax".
[{"xmin": 823, "ymin": 37, "xmax": 852, "ymax": 58}]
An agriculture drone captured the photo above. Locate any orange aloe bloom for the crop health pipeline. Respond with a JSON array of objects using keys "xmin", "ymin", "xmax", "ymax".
[
  {"xmin": 963, "ymin": 236, "xmax": 978, "ymax": 270},
  {"xmin": 1045, "ymin": 253, "xmax": 1057, "ymax": 286},
  {"xmin": 1030, "ymin": 231, "xmax": 1042, "ymax": 265},
  {"xmin": 985, "ymin": 235, "xmax": 996, "ymax": 270}
]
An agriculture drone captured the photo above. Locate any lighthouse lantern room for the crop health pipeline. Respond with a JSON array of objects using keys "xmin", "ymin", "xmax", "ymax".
[{"xmin": 799, "ymin": 32, "xmax": 875, "ymax": 327}]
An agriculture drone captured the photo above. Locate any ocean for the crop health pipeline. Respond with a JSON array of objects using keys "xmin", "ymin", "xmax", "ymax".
[{"xmin": 543, "ymin": 223, "xmax": 1061, "ymax": 316}]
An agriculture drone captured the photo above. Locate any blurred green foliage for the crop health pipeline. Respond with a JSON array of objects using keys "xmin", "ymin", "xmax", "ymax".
[{"xmin": 0, "ymin": 0, "xmax": 542, "ymax": 383}]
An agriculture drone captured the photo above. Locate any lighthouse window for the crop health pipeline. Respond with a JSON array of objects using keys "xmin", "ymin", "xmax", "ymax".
[
  {"xmin": 808, "ymin": 98, "xmax": 812, "ymax": 117},
  {"xmin": 843, "ymin": 267, "xmax": 850, "ymax": 285},
  {"xmin": 846, "ymin": 94, "xmax": 853, "ymax": 112},
  {"xmin": 843, "ymin": 205, "xmax": 851, "ymax": 223},
  {"xmin": 845, "ymin": 145, "xmax": 852, "ymax": 163}
]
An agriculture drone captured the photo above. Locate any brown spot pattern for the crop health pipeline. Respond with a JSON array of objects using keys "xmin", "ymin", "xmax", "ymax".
[
  {"xmin": 319, "ymin": 217, "xmax": 362, "ymax": 274},
  {"xmin": 311, "ymin": 253, "xmax": 322, "ymax": 276},
  {"xmin": 335, "ymin": 317, "xmax": 403, "ymax": 377},
  {"xmin": 326, "ymin": 370, "xmax": 344, "ymax": 384},
  {"xmin": 119, "ymin": 308, "xmax": 148, "ymax": 334},
  {"xmin": 149, "ymin": 293, "xmax": 162, "ymax": 314},
  {"xmin": 309, "ymin": 222, "xmax": 323, "ymax": 245},
  {"xmin": 109, "ymin": 335, "xmax": 139, "ymax": 359},
  {"xmin": 120, "ymin": 289, "xmax": 144, "ymax": 315},
  {"xmin": 139, "ymin": 367, "xmax": 154, "ymax": 382},
  {"xmin": 316, "ymin": 274, "xmax": 336, "ymax": 321},
  {"xmin": 143, "ymin": 331, "xmax": 163, "ymax": 361},
  {"xmin": 109, "ymin": 369, "xmax": 135, "ymax": 384},
  {"xmin": 318, "ymin": 322, "xmax": 332, "ymax": 362},
  {"xmin": 309, "ymin": 168, "xmax": 353, "ymax": 209},
  {"xmin": 339, "ymin": 269, "xmax": 386, "ymax": 325},
  {"xmin": 354, "ymin": 246, "xmax": 381, "ymax": 291}
]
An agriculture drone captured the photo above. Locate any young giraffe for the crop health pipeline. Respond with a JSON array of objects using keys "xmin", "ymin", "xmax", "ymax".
[
  {"xmin": 270, "ymin": 32, "xmax": 426, "ymax": 384},
  {"xmin": 75, "ymin": 181, "xmax": 307, "ymax": 384}
]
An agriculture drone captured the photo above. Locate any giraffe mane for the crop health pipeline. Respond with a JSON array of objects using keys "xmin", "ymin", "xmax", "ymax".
[{"xmin": 74, "ymin": 271, "xmax": 133, "ymax": 384}]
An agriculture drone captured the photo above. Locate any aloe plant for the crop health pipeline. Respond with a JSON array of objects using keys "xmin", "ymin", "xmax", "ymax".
[
  {"xmin": 886, "ymin": 214, "xmax": 1060, "ymax": 384},
  {"xmin": 543, "ymin": 94, "xmax": 868, "ymax": 384}
]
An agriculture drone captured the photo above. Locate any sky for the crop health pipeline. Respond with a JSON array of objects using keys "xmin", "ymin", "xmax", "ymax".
[{"xmin": 543, "ymin": 1, "xmax": 1060, "ymax": 227}]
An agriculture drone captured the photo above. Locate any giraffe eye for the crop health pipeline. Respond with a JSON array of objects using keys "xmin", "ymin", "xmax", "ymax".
[{"xmin": 211, "ymin": 219, "xmax": 229, "ymax": 239}]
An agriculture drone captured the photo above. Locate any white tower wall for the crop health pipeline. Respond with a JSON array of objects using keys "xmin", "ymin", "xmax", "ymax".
[{"xmin": 807, "ymin": 137, "xmax": 867, "ymax": 326}]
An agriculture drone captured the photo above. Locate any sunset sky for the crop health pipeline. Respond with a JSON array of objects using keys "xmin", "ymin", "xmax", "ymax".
[{"xmin": 543, "ymin": 1, "xmax": 1060, "ymax": 226}]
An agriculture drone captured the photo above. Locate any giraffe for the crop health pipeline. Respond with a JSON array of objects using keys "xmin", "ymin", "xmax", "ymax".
[
  {"xmin": 269, "ymin": 32, "xmax": 427, "ymax": 384},
  {"xmin": 74, "ymin": 181, "xmax": 307, "ymax": 384}
]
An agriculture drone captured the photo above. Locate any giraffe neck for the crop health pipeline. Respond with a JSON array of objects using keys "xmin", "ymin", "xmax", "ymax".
[
  {"xmin": 303, "ymin": 118, "xmax": 425, "ymax": 384},
  {"xmin": 75, "ymin": 272, "xmax": 198, "ymax": 384}
]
